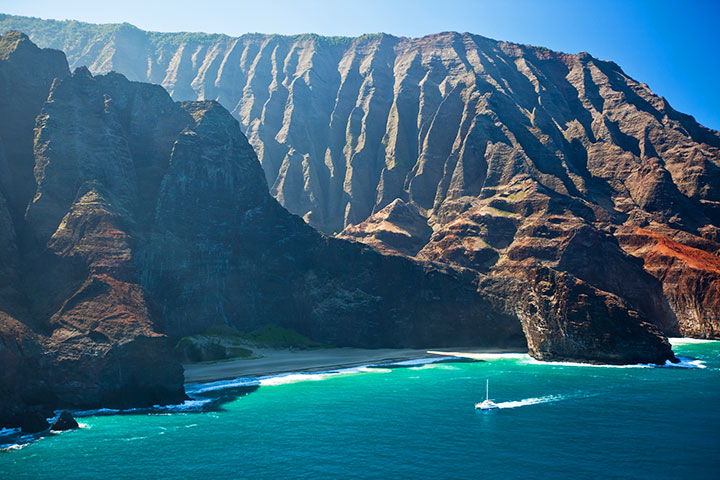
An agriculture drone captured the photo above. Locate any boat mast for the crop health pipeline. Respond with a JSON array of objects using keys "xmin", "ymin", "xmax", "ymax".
[{"xmin": 486, "ymin": 379, "xmax": 489, "ymax": 401}]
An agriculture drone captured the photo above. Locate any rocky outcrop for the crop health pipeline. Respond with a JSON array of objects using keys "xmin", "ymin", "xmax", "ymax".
[
  {"xmin": 481, "ymin": 269, "xmax": 673, "ymax": 365},
  {"xmin": 398, "ymin": 179, "xmax": 682, "ymax": 361},
  {"xmin": 50, "ymin": 411, "xmax": 78, "ymax": 431},
  {"xmin": 339, "ymin": 199, "xmax": 432, "ymax": 256}
]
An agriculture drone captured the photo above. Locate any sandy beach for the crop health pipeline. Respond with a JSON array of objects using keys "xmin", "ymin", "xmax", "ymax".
[
  {"xmin": 183, "ymin": 347, "xmax": 525, "ymax": 383},
  {"xmin": 183, "ymin": 348, "xmax": 431, "ymax": 383}
]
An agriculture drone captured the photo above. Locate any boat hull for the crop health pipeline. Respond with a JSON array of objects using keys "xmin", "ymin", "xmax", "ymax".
[{"xmin": 475, "ymin": 401, "xmax": 499, "ymax": 410}]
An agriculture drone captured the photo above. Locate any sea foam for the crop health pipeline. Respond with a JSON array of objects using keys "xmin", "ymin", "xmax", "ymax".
[
  {"xmin": 0, "ymin": 427, "xmax": 20, "ymax": 437},
  {"xmin": 72, "ymin": 408, "xmax": 121, "ymax": 417},
  {"xmin": 428, "ymin": 352, "xmax": 528, "ymax": 361},
  {"xmin": 524, "ymin": 356, "xmax": 706, "ymax": 369},
  {"xmin": 187, "ymin": 357, "xmax": 444, "ymax": 394},
  {"xmin": 495, "ymin": 394, "xmax": 566, "ymax": 409},
  {"xmin": 669, "ymin": 337, "xmax": 720, "ymax": 346},
  {"xmin": 379, "ymin": 356, "xmax": 457, "ymax": 367}
]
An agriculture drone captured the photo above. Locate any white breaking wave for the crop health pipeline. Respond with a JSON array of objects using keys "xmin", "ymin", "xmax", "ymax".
[
  {"xmin": 258, "ymin": 365, "xmax": 389, "ymax": 386},
  {"xmin": 0, "ymin": 433, "xmax": 36, "ymax": 452},
  {"xmin": 426, "ymin": 351, "xmax": 528, "ymax": 361},
  {"xmin": 72, "ymin": 408, "xmax": 121, "ymax": 417},
  {"xmin": 187, "ymin": 359, "xmax": 439, "ymax": 395},
  {"xmin": 524, "ymin": 356, "xmax": 706, "ymax": 369},
  {"xmin": 0, "ymin": 427, "xmax": 20, "ymax": 437},
  {"xmin": 525, "ymin": 358, "xmax": 652, "ymax": 369},
  {"xmin": 186, "ymin": 377, "xmax": 260, "ymax": 395},
  {"xmin": 259, "ymin": 372, "xmax": 337, "ymax": 386},
  {"xmin": 409, "ymin": 363, "xmax": 459, "ymax": 371},
  {"xmin": 495, "ymin": 394, "xmax": 566, "ymax": 409},
  {"xmin": 70, "ymin": 399, "xmax": 215, "ymax": 417},
  {"xmin": 669, "ymin": 337, "xmax": 720, "ymax": 346},
  {"xmin": 152, "ymin": 399, "xmax": 214, "ymax": 413},
  {"xmin": 1, "ymin": 442, "xmax": 28, "ymax": 452},
  {"xmin": 662, "ymin": 356, "xmax": 706, "ymax": 369},
  {"xmin": 381, "ymin": 356, "xmax": 456, "ymax": 366}
]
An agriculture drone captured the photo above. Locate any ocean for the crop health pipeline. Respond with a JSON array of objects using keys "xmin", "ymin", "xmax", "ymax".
[{"xmin": 2, "ymin": 339, "xmax": 719, "ymax": 479}]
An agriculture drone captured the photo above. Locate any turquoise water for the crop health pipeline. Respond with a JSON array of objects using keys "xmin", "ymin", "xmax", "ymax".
[{"xmin": 2, "ymin": 340, "xmax": 719, "ymax": 479}]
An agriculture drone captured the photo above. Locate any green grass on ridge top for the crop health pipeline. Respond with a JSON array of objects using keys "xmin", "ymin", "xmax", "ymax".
[{"xmin": 0, "ymin": 13, "xmax": 392, "ymax": 49}]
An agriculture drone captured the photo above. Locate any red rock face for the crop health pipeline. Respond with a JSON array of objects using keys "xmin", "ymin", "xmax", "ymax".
[{"xmin": 618, "ymin": 227, "xmax": 720, "ymax": 339}]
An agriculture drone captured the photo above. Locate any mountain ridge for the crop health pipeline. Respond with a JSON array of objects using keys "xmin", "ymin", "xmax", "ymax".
[{"xmin": 2, "ymin": 14, "xmax": 715, "ymax": 235}]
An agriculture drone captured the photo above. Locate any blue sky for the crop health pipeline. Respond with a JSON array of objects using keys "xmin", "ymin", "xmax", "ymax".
[{"xmin": 2, "ymin": 0, "xmax": 719, "ymax": 130}]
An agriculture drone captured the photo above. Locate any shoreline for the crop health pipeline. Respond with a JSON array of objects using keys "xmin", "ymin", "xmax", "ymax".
[
  {"xmin": 2, "ymin": 339, "xmax": 713, "ymax": 449},
  {"xmin": 183, "ymin": 337, "xmax": 719, "ymax": 384},
  {"xmin": 182, "ymin": 346, "xmax": 523, "ymax": 384}
]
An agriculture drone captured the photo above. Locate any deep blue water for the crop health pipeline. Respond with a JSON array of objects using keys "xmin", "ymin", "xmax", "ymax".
[{"xmin": 1, "ymin": 340, "xmax": 719, "ymax": 479}]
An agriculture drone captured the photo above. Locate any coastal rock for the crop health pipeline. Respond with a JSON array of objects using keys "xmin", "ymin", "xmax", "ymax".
[
  {"xmin": 50, "ymin": 411, "xmax": 78, "ymax": 431},
  {"xmin": 482, "ymin": 268, "xmax": 675, "ymax": 365},
  {"xmin": 9, "ymin": 410, "xmax": 51, "ymax": 434},
  {"xmin": 351, "ymin": 182, "xmax": 679, "ymax": 362}
]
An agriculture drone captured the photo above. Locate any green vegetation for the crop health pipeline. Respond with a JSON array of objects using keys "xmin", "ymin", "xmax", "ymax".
[
  {"xmin": 532, "ymin": 45, "xmax": 553, "ymax": 54},
  {"xmin": 175, "ymin": 327, "xmax": 253, "ymax": 363},
  {"xmin": 244, "ymin": 324, "xmax": 324, "ymax": 349},
  {"xmin": 0, "ymin": 13, "xmax": 226, "ymax": 57},
  {"xmin": 175, "ymin": 324, "xmax": 323, "ymax": 363},
  {"xmin": 293, "ymin": 33, "xmax": 353, "ymax": 47},
  {"xmin": 148, "ymin": 30, "xmax": 228, "ymax": 49},
  {"xmin": 176, "ymin": 336, "xmax": 252, "ymax": 363},
  {"xmin": 505, "ymin": 190, "xmax": 527, "ymax": 202},
  {"xmin": 0, "ymin": 13, "xmax": 391, "ymax": 63},
  {"xmin": 0, "ymin": 14, "xmax": 133, "ymax": 46},
  {"xmin": 486, "ymin": 206, "xmax": 516, "ymax": 217}
]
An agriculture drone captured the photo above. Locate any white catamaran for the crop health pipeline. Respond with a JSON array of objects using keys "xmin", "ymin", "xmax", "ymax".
[{"xmin": 475, "ymin": 379, "xmax": 499, "ymax": 410}]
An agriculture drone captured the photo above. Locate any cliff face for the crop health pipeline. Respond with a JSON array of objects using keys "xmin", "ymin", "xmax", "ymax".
[
  {"xmin": 2, "ymin": 15, "xmax": 716, "ymax": 347},
  {"xmin": 0, "ymin": 32, "xmax": 188, "ymax": 428}
]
